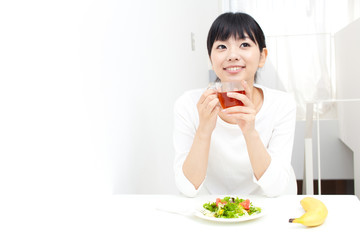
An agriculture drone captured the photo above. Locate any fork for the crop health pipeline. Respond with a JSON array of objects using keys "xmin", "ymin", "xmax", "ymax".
[
  {"xmin": 155, "ymin": 207, "xmax": 195, "ymax": 216},
  {"xmin": 156, "ymin": 207, "xmax": 209, "ymax": 217},
  {"xmin": 199, "ymin": 209, "xmax": 208, "ymax": 215}
]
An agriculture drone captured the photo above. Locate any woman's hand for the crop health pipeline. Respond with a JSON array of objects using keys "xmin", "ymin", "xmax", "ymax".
[
  {"xmin": 197, "ymin": 89, "xmax": 220, "ymax": 136},
  {"xmin": 182, "ymin": 89, "xmax": 219, "ymax": 190},
  {"xmin": 218, "ymin": 80, "xmax": 257, "ymax": 135}
]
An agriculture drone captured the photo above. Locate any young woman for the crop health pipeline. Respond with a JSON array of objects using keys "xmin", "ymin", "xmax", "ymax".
[{"xmin": 173, "ymin": 12, "xmax": 297, "ymax": 197}]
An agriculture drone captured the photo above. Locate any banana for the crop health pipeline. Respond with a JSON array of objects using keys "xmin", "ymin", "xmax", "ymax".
[{"xmin": 289, "ymin": 197, "xmax": 328, "ymax": 227}]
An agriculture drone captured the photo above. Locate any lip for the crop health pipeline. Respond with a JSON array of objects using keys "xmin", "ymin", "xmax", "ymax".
[{"xmin": 223, "ymin": 65, "xmax": 245, "ymax": 73}]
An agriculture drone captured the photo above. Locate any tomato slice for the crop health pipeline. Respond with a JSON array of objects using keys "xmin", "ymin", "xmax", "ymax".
[
  {"xmin": 216, "ymin": 198, "xmax": 227, "ymax": 207},
  {"xmin": 240, "ymin": 199, "xmax": 250, "ymax": 210}
]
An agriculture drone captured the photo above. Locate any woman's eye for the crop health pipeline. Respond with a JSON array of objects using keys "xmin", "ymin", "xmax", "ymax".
[
  {"xmin": 240, "ymin": 42, "xmax": 250, "ymax": 48},
  {"xmin": 216, "ymin": 44, "xmax": 227, "ymax": 49}
]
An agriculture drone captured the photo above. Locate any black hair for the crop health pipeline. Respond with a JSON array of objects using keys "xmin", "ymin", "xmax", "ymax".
[{"xmin": 207, "ymin": 12, "xmax": 266, "ymax": 57}]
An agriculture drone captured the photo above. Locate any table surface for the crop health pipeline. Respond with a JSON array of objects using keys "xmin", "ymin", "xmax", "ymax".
[{"xmin": 2, "ymin": 194, "xmax": 360, "ymax": 240}]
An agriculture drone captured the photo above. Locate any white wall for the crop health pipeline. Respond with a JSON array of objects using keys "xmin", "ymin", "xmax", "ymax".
[
  {"xmin": 2, "ymin": 1, "xmax": 355, "ymax": 197},
  {"xmin": 335, "ymin": 18, "xmax": 360, "ymax": 150},
  {"xmin": 334, "ymin": 17, "xmax": 360, "ymax": 196},
  {"xmin": 106, "ymin": 0, "xmax": 220, "ymax": 194},
  {"xmin": 0, "ymin": 0, "xmax": 220, "ymax": 196},
  {"xmin": 292, "ymin": 120, "xmax": 353, "ymax": 181}
]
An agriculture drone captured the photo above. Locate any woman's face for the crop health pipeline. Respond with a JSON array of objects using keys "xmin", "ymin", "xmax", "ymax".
[{"xmin": 210, "ymin": 35, "xmax": 267, "ymax": 84}]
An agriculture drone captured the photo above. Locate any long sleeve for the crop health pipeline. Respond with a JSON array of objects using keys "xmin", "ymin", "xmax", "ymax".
[
  {"xmin": 173, "ymin": 90, "xmax": 204, "ymax": 197},
  {"xmin": 252, "ymin": 93, "xmax": 297, "ymax": 196},
  {"xmin": 173, "ymin": 87, "xmax": 297, "ymax": 197}
]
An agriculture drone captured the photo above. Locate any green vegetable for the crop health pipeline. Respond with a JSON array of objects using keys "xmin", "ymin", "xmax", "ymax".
[{"xmin": 202, "ymin": 196, "xmax": 261, "ymax": 219}]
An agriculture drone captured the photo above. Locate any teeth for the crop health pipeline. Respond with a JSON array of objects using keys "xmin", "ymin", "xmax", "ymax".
[{"xmin": 227, "ymin": 67, "xmax": 241, "ymax": 71}]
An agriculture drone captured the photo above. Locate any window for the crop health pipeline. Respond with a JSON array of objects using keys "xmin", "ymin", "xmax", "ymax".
[{"xmin": 223, "ymin": 0, "xmax": 360, "ymax": 119}]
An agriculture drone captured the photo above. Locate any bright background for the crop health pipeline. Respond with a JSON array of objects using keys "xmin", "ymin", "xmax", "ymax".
[
  {"xmin": 0, "ymin": 0, "xmax": 219, "ymax": 196},
  {"xmin": 0, "ymin": 0, "xmax": 359, "ymax": 196}
]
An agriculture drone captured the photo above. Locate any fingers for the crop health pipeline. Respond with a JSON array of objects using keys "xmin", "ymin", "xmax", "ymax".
[
  {"xmin": 198, "ymin": 89, "xmax": 219, "ymax": 110},
  {"xmin": 241, "ymin": 80, "xmax": 252, "ymax": 101},
  {"xmin": 221, "ymin": 91, "xmax": 256, "ymax": 126},
  {"xmin": 226, "ymin": 91, "xmax": 253, "ymax": 107},
  {"xmin": 197, "ymin": 89, "xmax": 220, "ymax": 134},
  {"xmin": 208, "ymin": 98, "xmax": 220, "ymax": 114},
  {"xmin": 222, "ymin": 105, "xmax": 256, "ymax": 115},
  {"xmin": 198, "ymin": 89, "xmax": 217, "ymax": 105},
  {"xmin": 220, "ymin": 106, "xmax": 256, "ymax": 126},
  {"xmin": 201, "ymin": 96, "xmax": 219, "ymax": 116}
]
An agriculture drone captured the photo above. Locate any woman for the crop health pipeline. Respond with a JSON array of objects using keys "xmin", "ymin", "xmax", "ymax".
[{"xmin": 173, "ymin": 12, "xmax": 297, "ymax": 197}]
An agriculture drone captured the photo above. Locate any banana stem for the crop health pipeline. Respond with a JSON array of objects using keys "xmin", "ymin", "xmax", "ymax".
[{"xmin": 289, "ymin": 218, "xmax": 295, "ymax": 223}]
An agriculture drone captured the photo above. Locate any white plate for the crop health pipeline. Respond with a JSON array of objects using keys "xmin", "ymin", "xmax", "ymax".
[{"xmin": 194, "ymin": 201, "xmax": 265, "ymax": 223}]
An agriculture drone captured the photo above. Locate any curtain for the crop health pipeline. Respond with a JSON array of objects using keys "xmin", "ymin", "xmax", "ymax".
[{"xmin": 223, "ymin": 0, "xmax": 360, "ymax": 119}]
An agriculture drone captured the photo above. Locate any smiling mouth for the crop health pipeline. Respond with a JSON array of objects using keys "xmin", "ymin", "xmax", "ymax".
[{"xmin": 224, "ymin": 66, "xmax": 244, "ymax": 72}]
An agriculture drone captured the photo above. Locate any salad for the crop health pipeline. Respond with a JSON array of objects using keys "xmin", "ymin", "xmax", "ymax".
[{"xmin": 202, "ymin": 196, "xmax": 261, "ymax": 219}]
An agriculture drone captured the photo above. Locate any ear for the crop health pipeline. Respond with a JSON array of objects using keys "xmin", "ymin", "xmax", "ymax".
[{"xmin": 258, "ymin": 48, "xmax": 268, "ymax": 68}]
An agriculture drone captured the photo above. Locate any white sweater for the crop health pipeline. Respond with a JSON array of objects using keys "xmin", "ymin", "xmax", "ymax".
[{"xmin": 173, "ymin": 84, "xmax": 297, "ymax": 197}]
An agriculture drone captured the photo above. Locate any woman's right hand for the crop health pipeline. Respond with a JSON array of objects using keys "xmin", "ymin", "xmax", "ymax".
[{"xmin": 196, "ymin": 89, "xmax": 220, "ymax": 136}]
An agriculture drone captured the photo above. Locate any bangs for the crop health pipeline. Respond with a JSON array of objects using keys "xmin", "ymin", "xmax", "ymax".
[
  {"xmin": 207, "ymin": 12, "xmax": 266, "ymax": 56},
  {"xmin": 212, "ymin": 17, "xmax": 256, "ymax": 44}
]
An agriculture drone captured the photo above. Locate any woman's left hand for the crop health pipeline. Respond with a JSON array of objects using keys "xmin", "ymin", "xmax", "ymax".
[{"xmin": 218, "ymin": 80, "xmax": 257, "ymax": 135}]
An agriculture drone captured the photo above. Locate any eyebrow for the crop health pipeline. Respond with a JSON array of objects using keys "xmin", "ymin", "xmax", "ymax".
[{"xmin": 214, "ymin": 36, "xmax": 251, "ymax": 42}]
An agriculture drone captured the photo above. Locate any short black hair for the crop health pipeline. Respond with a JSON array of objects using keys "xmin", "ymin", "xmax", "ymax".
[{"xmin": 207, "ymin": 12, "xmax": 266, "ymax": 56}]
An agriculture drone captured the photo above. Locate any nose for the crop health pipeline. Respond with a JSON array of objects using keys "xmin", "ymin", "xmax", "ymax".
[
  {"xmin": 228, "ymin": 56, "xmax": 239, "ymax": 61},
  {"xmin": 227, "ymin": 49, "xmax": 240, "ymax": 61}
]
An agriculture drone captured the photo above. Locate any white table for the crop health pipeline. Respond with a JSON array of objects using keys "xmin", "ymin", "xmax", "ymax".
[{"xmin": 2, "ymin": 194, "xmax": 360, "ymax": 239}]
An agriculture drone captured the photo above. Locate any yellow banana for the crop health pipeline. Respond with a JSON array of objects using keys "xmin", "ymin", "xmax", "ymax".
[{"xmin": 289, "ymin": 197, "xmax": 328, "ymax": 227}]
